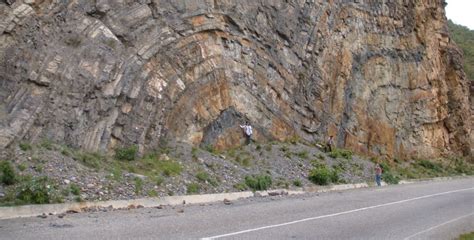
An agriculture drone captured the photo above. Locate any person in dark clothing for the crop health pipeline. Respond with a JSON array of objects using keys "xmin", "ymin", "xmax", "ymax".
[
  {"xmin": 326, "ymin": 135, "xmax": 334, "ymax": 152},
  {"xmin": 374, "ymin": 163, "xmax": 383, "ymax": 186}
]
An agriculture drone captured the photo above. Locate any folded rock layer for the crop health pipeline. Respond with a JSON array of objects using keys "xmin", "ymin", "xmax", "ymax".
[{"xmin": 0, "ymin": 0, "xmax": 471, "ymax": 159}]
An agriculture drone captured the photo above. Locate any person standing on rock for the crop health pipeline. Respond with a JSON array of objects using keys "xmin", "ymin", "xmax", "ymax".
[
  {"xmin": 240, "ymin": 122, "xmax": 253, "ymax": 145},
  {"xmin": 374, "ymin": 163, "xmax": 382, "ymax": 186},
  {"xmin": 326, "ymin": 135, "xmax": 334, "ymax": 152}
]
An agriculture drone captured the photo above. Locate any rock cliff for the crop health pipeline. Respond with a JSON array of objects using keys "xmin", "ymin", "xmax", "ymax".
[{"xmin": 0, "ymin": 0, "xmax": 471, "ymax": 159}]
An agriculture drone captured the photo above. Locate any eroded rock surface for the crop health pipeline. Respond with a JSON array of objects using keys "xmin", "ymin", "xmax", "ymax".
[{"xmin": 0, "ymin": 0, "xmax": 471, "ymax": 159}]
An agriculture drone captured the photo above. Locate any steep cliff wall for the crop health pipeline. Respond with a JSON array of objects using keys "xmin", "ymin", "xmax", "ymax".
[{"xmin": 0, "ymin": 0, "xmax": 471, "ymax": 159}]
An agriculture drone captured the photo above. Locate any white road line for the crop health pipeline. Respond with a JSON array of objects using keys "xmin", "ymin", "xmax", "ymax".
[
  {"xmin": 201, "ymin": 187, "xmax": 474, "ymax": 240},
  {"xmin": 403, "ymin": 212, "xmax": 474, "ymax": 240}
]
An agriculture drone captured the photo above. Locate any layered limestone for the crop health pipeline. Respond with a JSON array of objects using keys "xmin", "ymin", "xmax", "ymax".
[{"xmin": 0, "ymin": 0, "xmax": 471, "ymax": 159}]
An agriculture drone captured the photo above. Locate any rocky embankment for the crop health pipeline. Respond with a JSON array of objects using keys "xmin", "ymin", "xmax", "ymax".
[{"xmin": 0, "ymin": 140, "xmax": 376, "ymax": 204}]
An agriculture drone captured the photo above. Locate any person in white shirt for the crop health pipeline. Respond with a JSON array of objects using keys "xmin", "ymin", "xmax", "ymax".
[{"xmin": 240, "ymin": 122, "xmax": 253, "ymax": 145}]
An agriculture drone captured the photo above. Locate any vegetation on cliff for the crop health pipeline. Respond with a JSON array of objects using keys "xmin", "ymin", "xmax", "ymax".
[{"xmin": 448, "ymin": 20, "xmax": 474, "ymax": 80}]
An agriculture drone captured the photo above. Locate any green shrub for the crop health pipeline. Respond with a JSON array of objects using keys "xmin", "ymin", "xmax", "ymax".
[
  {"xmin": 69, "ymin": 184, "xmax": 81, "ymax": 196},
  {"xmin": 110, "ymin": 166, "xmax": 123, "ymax": 181},
  {"xmin": 309, "ymin": 167, "xmax": 331, "ymax": 185},
  {"xmin": 34, "ymin": 164, "xmax": 43, "ymax": 173},
  {"xmin": 233, "ymin": 182, "xmax": 247, "ymax": 191},
  {"xmin": 330, "ymin": 169, "xmax": 340, "ymax": 183},
  {"xmin": 134, "ymin": 177, "xmax": 143, "ymax": 195},
  {"xmin": 147, "ymin": 189, "xmax": 158, "ymax": 197},
  {"xmin": 16, "ymin": 176, "xmax": 60, "ymax": 204},
  {"xmin": 0, "ymin": 161, "xmax": 16, "ymax": 185},
  {"xmin": 160, "ymin": 161, "xmax": 182, "ymax": 176},
  {"xmin": 191, "ymin": 147, "xmax": 199, "ymax": 159},
  {"xmin": 154, "ymin": 176, "xmax": 164, "ymax": 186},
  {"xmin": 379, "ymin": 162, "xmax": 391, "ymax": 173},
  {"xmin": 115, "ymin": 145, "xmax": 138, "ymax": 161},
  {"xmin": 311, "ymin": 159, "xmax": 325, "ymax": 168},
  {"xmin": 226, "ymin": 148, "xmax": 237, "ymax": 158},
  {"xmin": 187, "ymin": 183, "xmax": 200, "ymax": 194},
  {"xmin": 74, "ymin": 152, "xmax": 103, "ymax": 169},
  {"xmin": 296, "ymin": 150, "xmax": 309, "ymax": 159},
  {"xmin": 328, "ymin": 149, "xmax": 353, "ymax": 160},
  {"xmin": 60, "ymin": 146, "xmax": 73, "ymax": 157},
  {"xmin": 19, "ymin": 142, "xmax": 32, "ymax": 151},
  {"xmin": 244, "ymin": 175, "xmax": 272, "ymax": 191},
  {"xmin": 418, "ymin": 160, "xmax": 443, "ymax": 173},
  {"xmin": 457, "ymin": 231, "xmax": 474, "ymax": 240},
  {"xmin": 196, "ymin": 171, "xmax": 209, "ymax": 182},
  {"xmin": 293, "ymin": 179, "xmax": 302, "ymax": 187},
  {"xmin": 40, "ymin": 139, "xmax": 54, "ymax": 150},
  {"xmin": 17, "ymin": 164, "xmax": 27, "ymax": 172},
  {"xmin": 451, "ymin": 158, "xmax": 474, "ymax": 175},
  {"xmin": 448, "ymin": 20, "xmax": 474, "ymax": 81},
  {"xmin": 382, "ymin": 172, "xmax": 400, "ymax": 184},
  {"xmin": 235, "ymin": 155, "xmax": 252, "ymax": 167},
  {"xmin": 204, "ymin": 144, "xmax": 218, "ymax": 155},
  {"xmin": 208, "ymin": 178, "xmax": 219, "ymax": 187}
]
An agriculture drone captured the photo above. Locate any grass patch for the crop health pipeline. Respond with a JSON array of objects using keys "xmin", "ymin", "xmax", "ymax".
[
  {"xmin": 0, "ymin": 161, "xmax": 16, "ymax": 185},
  {"xmin": 275, "ymin": 178, "xmax": 290, "ymax": 189},
  {"xmin": 154, "ymin": 175, "xmax": 164, "ymax": 186},
  {"xmin": 73, "ymin": 151, "xmax": 104, "ymax": 169},
  {"xmin": 457, "ymin": 232, "xmax": 474, "ymax": 240},
  {"xmin": 380, "ymin": 162, "xmax": 400, "ymax": 184},
  {"xmin": 1, "ymin": 176, "xmax": 63, "ymax": 206},
  {"xmin": 235, "ymin": 154, "xmax": 252, "ymax": 167},
  {"xmin": 17, "ymin": 164, "xmax": 27, "ymax": 172},
  {"xmin": 115, "ymin": 153, "xmax": 182, "ymax": 178},
  {"xmin": 203, "ymin": 144, "xmax": 219, "ymax": 155},
  {"xmin": 244, "ymin": 174, "xmax": 272, "ymax": 191},
  {"xmin": 115, "ymin": 145, "xmax": 138, "ymax": 161},
  {"xmin": 147, "ymin": 189, "xmax": 158, "ymax": 197},
  {"xmin": 328, "ymin": 148, "xmax": 353, "ymax": 159},
  {"xmin": 417, "ymin": 159, "xmax": 443, "ymax": 173},
  {"xmin": 233, "ymin": 182, "xmax": 247, "ymax": 191},
  {"xmin": 69, "ymin": 183, "xmax": 81, "ymax": 196},
  {"xmin": 60, "ymin": 145, "xmax": 73, "ymax": 157},
  {"xmin": 280, "ymin": 145, "xmax": 289, "ymax": 152},
  {"xmin": 161, "ymin": 161, "xmax": 182, "ymax": 176},
  {"xmin": 295, "ymin": 150, "xmax": 309, "ymax": 159},
  {"xmin": 134, "ymin": 177, "xmax": 143, "ymax": 195},
  {"xmin": 186, "ymin": 183, "xmax": 200, "ymax": 194},
  {"xmin": 19, "ymin": 142, "xmax": 32, "ymax": 151},
  {"xmin": 109, "ymin": 166, "xmax": 123, "ymax": 181},
  {"xmin": 196, "ymin": 171, "xmax": 209, "ymax": 182},
  {"xmin": 293, "ymin": 179, "xmax": 302, "ymax": 187},
  {"xmin": 39, "ymin": 139, "xmax": 54, "ymax": 150},
  {"xmin": 191, "ymin": 147, "xmax": 199, "ymax": 159}
]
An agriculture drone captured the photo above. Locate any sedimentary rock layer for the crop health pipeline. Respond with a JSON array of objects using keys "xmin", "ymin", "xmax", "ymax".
[{"xmin": 0, "ymin": 0, "xmax": 471, "ymax": 159}]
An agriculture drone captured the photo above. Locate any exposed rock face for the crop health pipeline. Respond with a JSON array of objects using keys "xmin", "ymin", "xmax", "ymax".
[{"xmin": 0, "ymin": 0, "xmax": 471, "ymax": 159}]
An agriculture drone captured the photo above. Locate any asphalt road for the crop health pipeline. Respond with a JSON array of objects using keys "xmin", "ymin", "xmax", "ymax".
[{"xmin": 1, "ymin": 178, "xmax": 473, "ymax": 240}]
